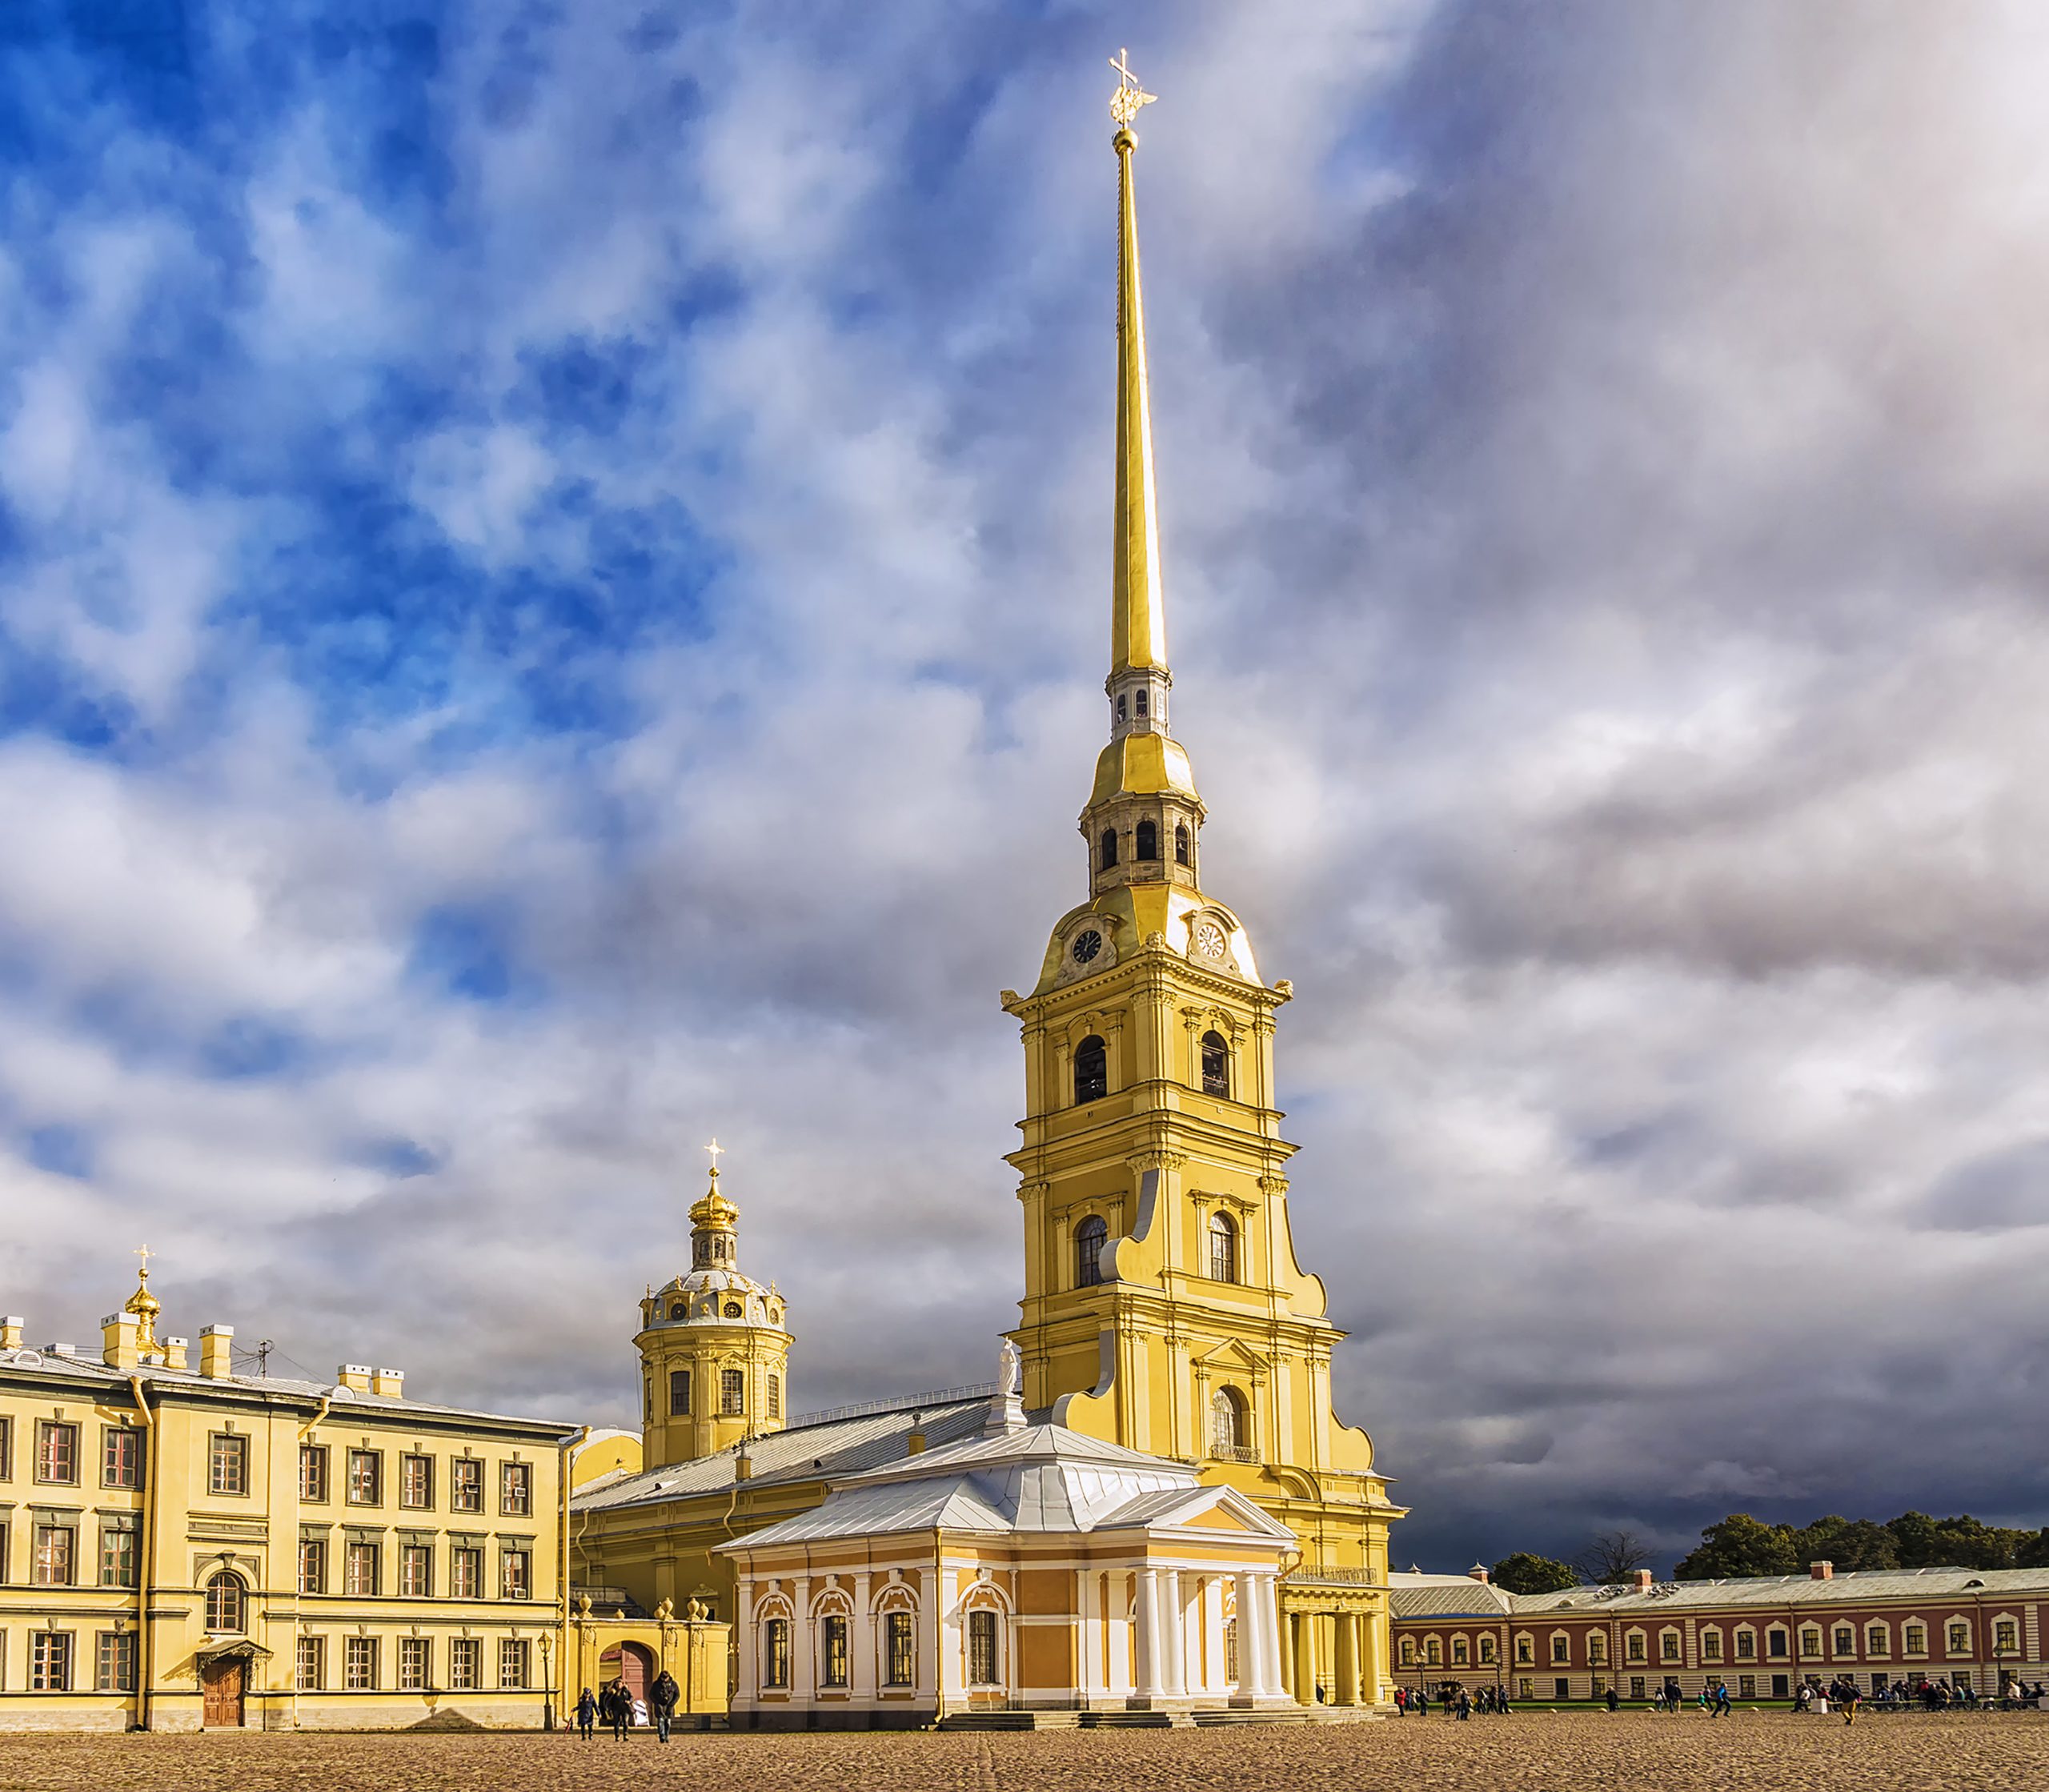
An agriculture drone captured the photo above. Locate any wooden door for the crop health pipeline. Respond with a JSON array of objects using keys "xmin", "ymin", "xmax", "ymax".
[{"xmin": 202, "ymin": 1658, "xmax": 246, "ymax": 1728}]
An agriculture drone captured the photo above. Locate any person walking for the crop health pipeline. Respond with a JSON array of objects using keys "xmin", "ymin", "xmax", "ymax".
[
  {"xmin": 1842, "ymin": 1682, "xmax": 1862, "ymax": 1726},
  {"xmin": 1714, "ymin": 1682, "xmax": 1732, "ymax": 1718},
  {"xmin": 575, "ymin": 1686, "xmax": 596, "ymax": 1740},
  {"xmin": 652, "ymin": 1668, "xmax": 680, "ymax": 1743},
  {"xmin": 1456, "ymin": 1689, "xmax": 1472, "ymax": 1722},
  {"xmin": 1606, "ymin": 1684, "xmax": 1620, "ymax": 1713},
  {"xmin": 608, "ymin": 1682, "xmax": 631, "ymax": 1742}
]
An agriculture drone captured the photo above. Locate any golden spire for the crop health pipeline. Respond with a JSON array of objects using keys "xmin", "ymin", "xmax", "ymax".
[
  {"xmin": 124, "ymin": 1245, "xmax": 160, "ymax": 1353},
  {"xmin": 1109, "ymin": 50, "xmax": 1165, "ymax": 677}
]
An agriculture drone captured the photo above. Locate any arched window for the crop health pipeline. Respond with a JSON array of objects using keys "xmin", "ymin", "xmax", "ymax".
[
  {"xmin": 1209, "ymin": 1385, "xmax": 1247, "ymax": 1457},
  {"xmin": 1399, "ymin": 1636, "xmax": 1417, "ymax": 1668},
  {"xmin": 763, "ymin": 1618, "xmax": 791, "ymax": 1688},
  {"xmin": 1174, "ymin": 824, "xmax": 1190, "ymax": 866},
  {"xmin": 720, "ymin": 1368, "xmax": 745, "ymax": 1415},
  {"xmin": 766, "ymin": 1374, "xmax": 780, "ymax": 1419},
  {"xmin": 1074, "ymin": 1216, "xmax": 1108, "ymax": 1288},
  {"xmin": 205, "ymin": 1571, "xmax": 245, "ymax": 1634},
  {"xmin": 1208, "ymin": 1210, "xmax": 1237, "ymax": 1283},
  {"xmin": 1098, "ymin": 828, "xmax": 1118, "ymax": 871},
  {"xmin": 1135, "ymin": 820, "xmax": 1158, "ymax": 860},
  {"xmin": 669, "ymin": 1369, "xmax": 691, "ymax": 1415},
  {"xmin": 1201, "ymin": 1031, "xmax": 1230, "ymax": 1097},
  {"xmin": 1074, "ymin": 1035, "xmax": 1108, "ymax": 1104},
  {"xmin": 1116, "ymin": 694, "xmax": 1127, "ymax": 724},
  {"xmin": 1134, "ymin": 689, "xmax": 1148, "ymax": 717}
]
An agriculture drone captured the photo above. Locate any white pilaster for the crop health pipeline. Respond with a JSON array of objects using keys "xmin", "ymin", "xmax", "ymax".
[
  {"xmin": 852, "ymin": 1570, "xmax": 876, "ymax": 1703},
  {"xmin": 938, "ymin": 1563, "xmax": 964, "ymax": 1710},
  {"xmin": 792, "ymin": 1574, "xmax": 813, "ymax": 1707},
  {"xmin": 735, "ymin": 1578, "xmax": 757, "ymax": 1707},
  {"xmin": 916, "ymin": 1565, "xmax": 937, "ymax": 1705}
]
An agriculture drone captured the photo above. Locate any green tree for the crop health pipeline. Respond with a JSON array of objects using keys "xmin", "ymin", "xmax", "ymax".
[
  {"xmin": 1490, "ymin": 1553, "xmax": 1579, "ymax": 1596},
  {"xmin": 2014, "ymin": 1528, "xmax": 2049, "ymax": 1570},
  {"xmin": 1888, "ymin": 1511, "xmax": 2022, "ymax": 1570},
  {"xmin": 1674, "ymin": 1513, "xmax": 1798, "ymax": 1581},
  {"xmin": 1790, "ymin": 1516, "xmax": 1899, "ymax": 1572}
]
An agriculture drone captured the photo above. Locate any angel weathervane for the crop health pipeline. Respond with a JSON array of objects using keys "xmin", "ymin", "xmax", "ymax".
[{"xmin": 1109, "ymin": 48, "xmax": 1156, "ymax": 130}]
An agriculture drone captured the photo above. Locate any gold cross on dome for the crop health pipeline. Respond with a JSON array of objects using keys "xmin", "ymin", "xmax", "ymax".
[
  {"xmin": 704, "ymin": 1138, "xmax": 724, "ymax": 1172},
  {"xmin": 134, "ymin": 1244, "xmax": 153, "ymax": 1276},
  {"xmin": 1109, "ymin": 48, "xmax": 1157, "ymax": 130}
]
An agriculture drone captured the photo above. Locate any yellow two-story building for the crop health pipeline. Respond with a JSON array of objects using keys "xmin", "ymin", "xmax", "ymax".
[{"xmin": 0, "ymin": 1265, "xmax": 572, "ymax": 1731}]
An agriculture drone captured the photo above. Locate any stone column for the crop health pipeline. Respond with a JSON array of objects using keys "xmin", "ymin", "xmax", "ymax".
[
  {"xmin": 1261, "ymin": 1577, "xmax": 1288, "ymax": 1700},
  {"xmin": 1334, "ymin": 1612, "xmax": 1359, "ymax": 1706},
  {"xmin": 1133, "ymin": 1566, "xmax": 1163, "ymax": 1701},
  {"xmin": 1161, "ymin": 1567, "xmax": 1187, "ymax": 1698},
  {"xmin": 1293, "ymin": 1609, "xmax": 1317, "ymax": 1706},
  {"xmin": 1358, "ymin": 1602, "xmax": 1385, "ymax": 1706},
  {"xmin": 1236, "ymin": 1570, "xmax": 1276, "ymax": 1700},
  {"xmin": 852, "ymin": 1570, "xmax": 875, "ymax": 1704}
]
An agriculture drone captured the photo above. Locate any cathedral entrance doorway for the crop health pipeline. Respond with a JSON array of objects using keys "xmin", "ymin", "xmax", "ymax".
[
  {"xmin": 200, "ymin": 1656, "xmax": 247, "ymax": 1727},
  {"xmin": 599, "ymin": 1641, "xmax": 655, "ymax": 1710}
]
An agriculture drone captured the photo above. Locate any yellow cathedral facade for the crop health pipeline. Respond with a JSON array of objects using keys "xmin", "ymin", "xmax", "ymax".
[
  {"xmin": 567, "ymin": 62, "xmax": 1405, "ymax": 1725},
  {"xmin": 0, "ymin": 58, "xmax": 1402, "ymax": 1734}
]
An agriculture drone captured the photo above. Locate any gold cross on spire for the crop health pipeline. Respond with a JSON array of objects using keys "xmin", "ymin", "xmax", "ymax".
[
  {"xmin": 704, "ymin": 1138, "xmax": 724, "ymax": 1176},
  {"xmin": 1109, "ymin": 48, "xmax": 1156, "ymax": 130},
  {"xmin": 134, "ymin": 1244, "xmax": 153, "ymax": 1277}
]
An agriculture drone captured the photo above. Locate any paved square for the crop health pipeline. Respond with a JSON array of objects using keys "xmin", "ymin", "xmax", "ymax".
[{"xmin": 0, "ymin": 1711, "xmax": 2042, "ymax": 1791}]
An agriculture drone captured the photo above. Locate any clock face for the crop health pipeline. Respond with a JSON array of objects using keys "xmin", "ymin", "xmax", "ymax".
[
  {"xmin": 1072, "ymin": 928, "xmax": 1103, "ymax": 964},
  {"xmin": 1194, "ymin": 922, "xmax": 1227, "ymax": 959}
]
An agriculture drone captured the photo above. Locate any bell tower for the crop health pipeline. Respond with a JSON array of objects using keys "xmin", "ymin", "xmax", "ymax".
[
  {"xmin": 999, "ymin": 56, "xmax": 1405, "ymax": 1705},
  {"xmin": 635, "ymin": 1144, "xmax": 793, "ymax": 1469}
]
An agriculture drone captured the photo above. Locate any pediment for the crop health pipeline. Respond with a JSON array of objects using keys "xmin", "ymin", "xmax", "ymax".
[{"xmin": 1192, "ymin": 1337, "xmax": 1268, "ymax": 1375}]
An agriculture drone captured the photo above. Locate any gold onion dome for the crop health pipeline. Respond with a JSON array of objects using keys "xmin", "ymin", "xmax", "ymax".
[
  {"xmin": 654, "ymin": 1155, "xmax": 784, "ymax": 1333},
  {"xmin": 123, "ymin": 1253, "xmax": 161, "ymax": 1352}
]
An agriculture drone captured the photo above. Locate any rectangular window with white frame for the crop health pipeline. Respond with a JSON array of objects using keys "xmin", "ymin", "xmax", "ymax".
[
  {"xmin": 499, "ymin": 1547, "xmax": 530, "ymax": 1600},
  {"xmin": 297, "ymin": 1635, "xmax": 324, "ymax": 1691},
  {"xmin": 30, "ymin": 1631, "xmax": 70, "ymax": 1691},
  {"xmin": 344, "ymin": 1635, "xmax": 378, "ymax": 1690},
  {"xmin": 449, "ymin": 1638, "xmax": 480, "ymax": 1690},
  {"xmin": 32, "ymin": 1523, "xmax": 74, "ymax": 1587},
  {"xmin": 102, "ymin": 1426, "xmax": 142, "ymax": 1489},
  {"xmin": 499, "ymin": 1639, "xmax": 528, "ymax": 1690},
  {"xmin": 34, "ymin": 1421, "xmax": 78, "ymax": 1485},
  {"xmin": 95, "ymin": 1630, "xmax": 134, "ymax": 1692},
  {"xmin": 209, "ymin": 1432, "xmax": 249, "ymax": 1497},
  {"xmin": 398, "ymin": 1637, "xmax": 431, "ymax": 1690},
  {"xmin": 499, "ymin": 1462, "xmax": 531, "ymax": 1517}
]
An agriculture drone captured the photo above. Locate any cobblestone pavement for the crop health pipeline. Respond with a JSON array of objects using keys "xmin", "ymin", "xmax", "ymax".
[{"xmin": 0, "ymin": 1712, "xmax": 2043, "ymax": 1792}]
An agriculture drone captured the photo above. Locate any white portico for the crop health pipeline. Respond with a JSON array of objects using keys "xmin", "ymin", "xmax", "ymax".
[{"xmin": 720, "ymin": 1376, "xmax": 1295, "ymax": 1727}]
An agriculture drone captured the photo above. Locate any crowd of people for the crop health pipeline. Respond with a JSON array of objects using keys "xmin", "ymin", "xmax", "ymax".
[
  {"xmin": 572, "ymin": 1671, "xmax": 684, "ymax": 1742},
  {"xmin": 1398, "ymin": 1674, "xmax": 2048, "ymax": 1720}
]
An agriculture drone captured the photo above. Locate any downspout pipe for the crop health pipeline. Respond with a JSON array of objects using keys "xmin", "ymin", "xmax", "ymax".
[
  {"xmin": 559, "ymin": 1426, "xmax": 589, "ymax": 1730},
  {"xmin": 127, "ymin": 1375, "xmax": 155, "ymax": 1732}
]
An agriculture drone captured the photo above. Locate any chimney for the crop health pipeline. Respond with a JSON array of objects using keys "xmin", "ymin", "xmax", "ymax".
[
  {"xmin": 101, "ymin": 1311, "xmax": 139, "ymax": 1370},
  {"xmin": 198, "ymin": 1325, "xmax": 235, "ymax": 1378},
  {"xmin": 336, "ymin": 1363, "xmax": 373, "ymax": 1393},
  {"xmin": 735, "ymin": 1450, "xmax": 753, "ymax": 1481},
  {"xmin": 0, "ymin": 1317, "xmax": 22, "ymax": 1350},
  {"xmin": 1634, "ymin": 1570, "xmax": 1654, "ymax": 1593},
  {"xmin": 371, "ymin": 1367, "xmax": 405, "ymax": 1399},
  {"xmin": 1810, "ymin": 1560, "xmax": 1834, "ymax": 1581},
  {"xmin": 907, "ymin": 1413, "xmax": 927, "ymax": 1456},
  {"xmin": 164, "ymin": 1336, "xmax": 189, "ymax": 1370},
  {"xmin": 1468, "ymin": 1563, "xmax": 1490, "ymax": 1584}
]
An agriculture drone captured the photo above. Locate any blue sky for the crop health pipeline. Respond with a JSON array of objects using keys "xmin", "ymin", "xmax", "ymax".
[{"xmin": 6, "ymin": 1, "xmax": 2049, "ymax": 1570}]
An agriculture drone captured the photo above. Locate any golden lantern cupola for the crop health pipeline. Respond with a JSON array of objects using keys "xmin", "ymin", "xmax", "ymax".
[{"xmin": 634, "ymin": 1141, "xmax": 794, "ymax": 1469}]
